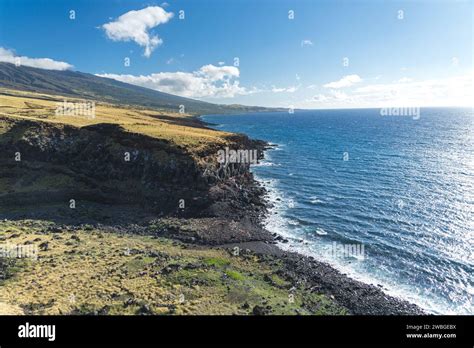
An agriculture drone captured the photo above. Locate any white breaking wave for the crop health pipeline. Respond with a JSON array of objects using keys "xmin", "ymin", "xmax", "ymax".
[
  {"xmin": 315, "ymin": 228, "xmax": 328, "ymax": 235},
  {"xmin": 253, "ymin": 165, "xmax": 448, "ymax": 315}
]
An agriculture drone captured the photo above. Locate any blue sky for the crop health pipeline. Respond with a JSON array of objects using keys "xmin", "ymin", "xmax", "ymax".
[{"xmin": 0, "ymin": 0, "xmax": 472, "ymax": 108}]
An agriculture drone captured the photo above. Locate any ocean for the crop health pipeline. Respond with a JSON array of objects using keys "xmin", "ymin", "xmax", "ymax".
[{"xmin": 202, "ymin": 108, "xmax": 473, "ymax": 315}]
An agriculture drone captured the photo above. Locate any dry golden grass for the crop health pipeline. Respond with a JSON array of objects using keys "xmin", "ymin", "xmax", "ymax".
[{"xmin": 0, "ymin": 88, "xmax": 233, "ymax": 152}]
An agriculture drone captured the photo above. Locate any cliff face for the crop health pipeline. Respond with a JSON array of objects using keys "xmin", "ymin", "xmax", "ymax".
[
  {"xmin": 0, "ymin": 118, "xmax": 197, "ymax": 212},
  {"xmin": 0, "ymin": 116, "xmax": 268, "ymax": 229}
]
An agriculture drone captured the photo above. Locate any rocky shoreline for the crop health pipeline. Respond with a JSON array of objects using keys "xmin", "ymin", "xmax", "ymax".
[{"xmin": 198, "ymin": 115, "xmax": 424, "ymax": 315}]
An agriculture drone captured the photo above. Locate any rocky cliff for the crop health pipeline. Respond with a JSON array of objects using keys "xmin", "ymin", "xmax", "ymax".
[{"xmin": 0, "ymin": 115, "xmax": 272, "ymax": 244}]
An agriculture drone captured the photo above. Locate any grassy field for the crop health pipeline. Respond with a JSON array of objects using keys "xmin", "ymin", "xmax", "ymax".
[
  {"xmin": 0, "ymin": 88, "xmax": 232, "ymax": 153},
  {"xmin": 0, "ymin": 219, "xmax": 346, "ymax": 315}
]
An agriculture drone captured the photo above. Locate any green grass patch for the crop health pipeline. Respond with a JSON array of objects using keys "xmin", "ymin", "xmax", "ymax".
[
  {"xmin": 268, "ymin": 274, "xmax": 291, "ymax": 288},
  {"xmin": 204, "ymin": 257, "xmax": 231, "ymax": 268},
  {"xmin": 226, "ymin": 270, "xmax": 245, "ymax": 281}
]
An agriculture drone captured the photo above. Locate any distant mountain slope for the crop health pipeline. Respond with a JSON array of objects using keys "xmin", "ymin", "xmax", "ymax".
[{"xmin": 0, "ymin": 62, "xmax": 280, "ymax": 115}]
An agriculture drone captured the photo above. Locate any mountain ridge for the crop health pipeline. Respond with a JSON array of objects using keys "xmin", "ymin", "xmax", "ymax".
[{"xmin": 0, "ymin": 62, "xmax": 284, "ymax": 115}]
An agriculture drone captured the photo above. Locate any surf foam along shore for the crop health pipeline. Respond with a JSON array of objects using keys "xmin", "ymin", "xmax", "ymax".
[
  {"xmin": 252, "ymin": 143, "xmax": 449, "ymax": 314},
  {"xmin": 200, "ymin": 108, "xmax": 474, "ymax": 316},
  {"xmin": 199, "ymin": 117, "xmax": 424, "ymax": 315}
]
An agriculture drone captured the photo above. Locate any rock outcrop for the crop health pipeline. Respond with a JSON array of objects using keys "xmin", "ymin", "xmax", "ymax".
[{"xmin": 0, "ymin": 116, "xmax": 272, "ymax": 242}]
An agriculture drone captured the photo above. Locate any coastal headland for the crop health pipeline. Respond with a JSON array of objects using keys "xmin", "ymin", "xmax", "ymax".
[{"xmin": 0, "ymin": 86, "xmax": 423, "ymax": 315}]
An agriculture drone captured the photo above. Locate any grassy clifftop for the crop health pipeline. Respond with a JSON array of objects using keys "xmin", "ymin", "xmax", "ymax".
[{"xmin": 0, "ymin": 88, "xmax": 232, "ymax": 151}]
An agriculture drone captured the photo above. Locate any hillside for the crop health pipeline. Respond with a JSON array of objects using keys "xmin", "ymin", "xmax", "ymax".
[{"xmin": 0, "ymin": 62, "xmax": 282, "ymax": 115}]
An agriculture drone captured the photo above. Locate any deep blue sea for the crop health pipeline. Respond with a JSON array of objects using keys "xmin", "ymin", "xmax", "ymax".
[{"xmin": 202, "ymin": 108, "xmax": 473, "ymax": 315}]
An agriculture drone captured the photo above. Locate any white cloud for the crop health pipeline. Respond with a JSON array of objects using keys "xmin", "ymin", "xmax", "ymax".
[
  {"xmin": 353, "ymin": 74, "xmax": 473, "ymax": 106},
  {"xmin": 396, "ymin": 77, "xmax": 412, "ymax": 83},
  {"xmin": 199, "ymin": 64, "xmax": 240, "ymax": 81},
  {"xmin": 323, "ymin": 74, "xmax": 362, "ymax": 89},
  {"xmin": 97, "ymin": 64, "xmax": 252, "ymax": 98},
  {"xmin": 101, "ymin": 6, "xmax": 173, "ymax": 58},
  {"xmin": 310, "ymin": 90, "xmax": 348, "ymax": 103},
  {"xmin": 271, "ymin": 85, "xmax": 299, "ymax": 93},
  {"xmin": 0, "ymin": 47, "xmax": 73, "ymax": 70},
  {"xmin": 312, "ymin": 94, "xmax": 328, "ymax": 102},
  {"xmin": 302, "ymin": 72, "xmax": 474, "ymax": 108},
  {"xmin": 301, "ymin": 39, "xmax": 313, "ymax": 47},
  {"xmin": 328, "ymin": 90, "xmax": 348, "ymax": 100}
]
